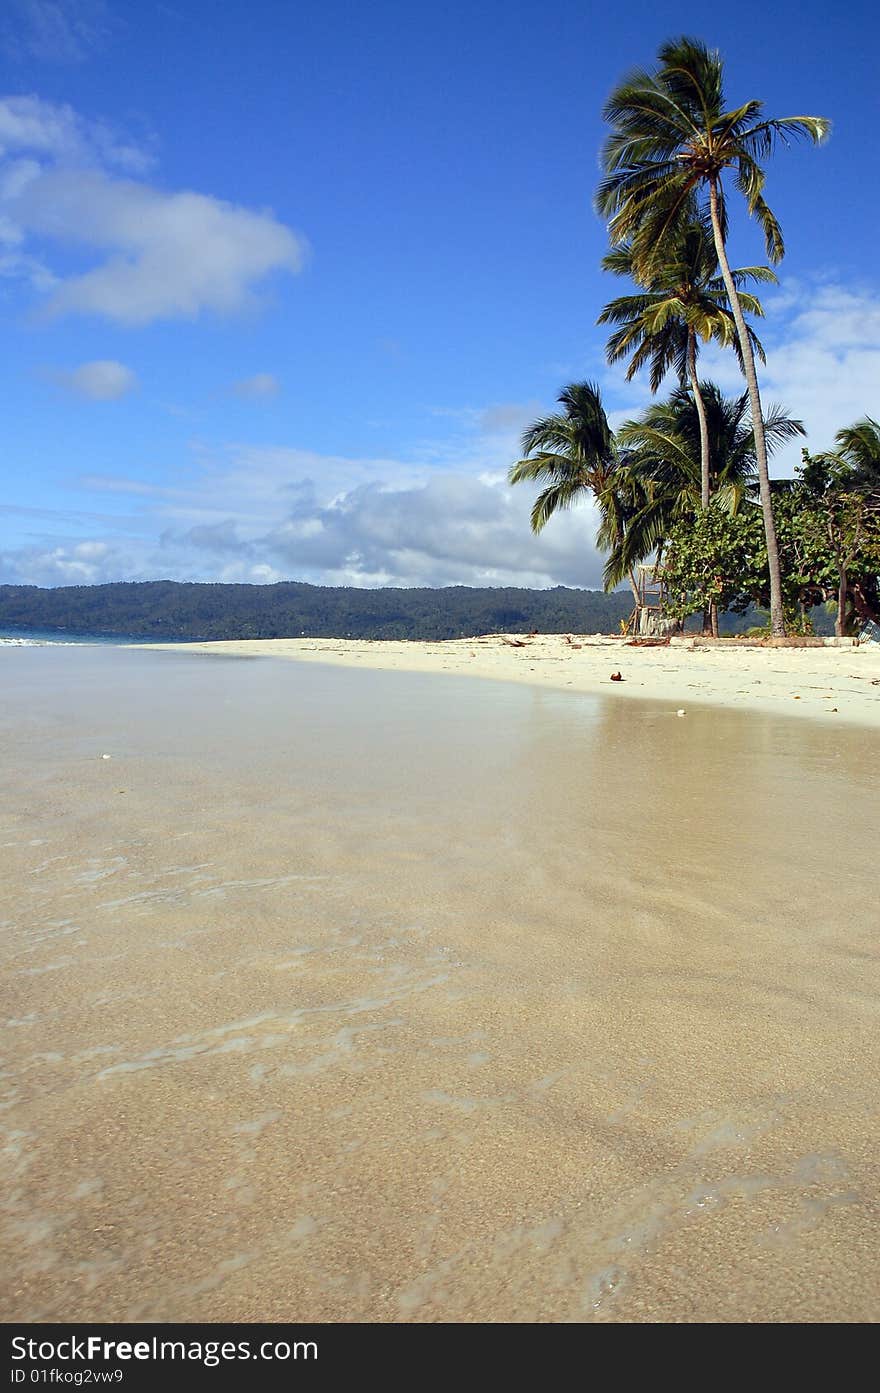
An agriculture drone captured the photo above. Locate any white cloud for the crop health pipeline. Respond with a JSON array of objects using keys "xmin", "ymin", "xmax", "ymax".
[
  {"xmin": 0, "ymin": 401, "xmax": 609, "ymax": 590},
  {"xmin": 6, "ymin": 274, "xmax": 877, "ymax": 593},
  {"xmin": 258, "ymin": 473, "xmax": 604, "ymax": 588},
  {"xmin": 3, "ymin": 1, "xmax": 113, "ymax": 65},
  {"xmin": 0, "ymin": 472, "xmax": 606, "ymax": 590},
  {"xmin": 0, "ymin": 94, "xmax": 151, "ymax": 173},
  {"xmin": 232, "ymin": 372, "xmax": 280, "ymax": 399},
  {"xmin": 55, "ymin": 358, "xmax": 136, "ymax": 399},
  {"xmin": 477, "ymin": 401, "xmax": 543, "ymax": 436},
  {"xmin": 0, "ymin": 95, "xmax": 306, "ymax": 324},
  {"xmin": 0, "ymin": 242, "xmax": 56, "ymax": 290},
  {"xmin": 15, "ymin": 169, "xmax": 305, "ymax": 324},
  {"xmin": 698, "ymin": 279, "xmax": 880, "ymax": 472},
  {"xmin": 0, "ymin": 538, "xmax": 114, "ymax": 585}
]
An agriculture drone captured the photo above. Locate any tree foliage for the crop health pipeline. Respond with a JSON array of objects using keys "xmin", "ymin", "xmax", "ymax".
[
  {"xmin": 604, "ymin": 383, "xmax": 802, "ymax": 590},
  {"xmin": 0, "ymin": 580, "xmax": 641, "ymax": 642},
  {"xmin": 662, "ymin": 462, "xmax": 880, "ymax": 634},
  {"xmin": 598, "ymin": 216, "xmax": 772, "ymax": 392},
  {"xmin": 596, "ymin": 36, "xmax": 829, "ymax": 271},
  {"xmin": 508, "ymin": 382, "xmax": 636, "ymax": 593}
]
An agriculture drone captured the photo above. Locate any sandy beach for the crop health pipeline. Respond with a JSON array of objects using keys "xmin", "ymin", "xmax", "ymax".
[
  {"xmin": 139, "ymin": 633, "xmax": 880, "ymax": 728},
  {"xmin": 2, "ymin": 644, "xmax": 878, "ymax": 1323}
]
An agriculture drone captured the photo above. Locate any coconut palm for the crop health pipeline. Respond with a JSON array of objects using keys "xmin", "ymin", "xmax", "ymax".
[
  {"xmin": 605, "ymin": 385, "xmax": 805, "ymax": 607},
  {"xmin": 826, "ymin": 417, "xmax": 880, "ymax": 491},
  {"xmin": 596, "ymin": 36, "xmax": 829, "ymax": 635},
  {"xmin": 598, "ymin": 215, "xmax": 774, "ymax": 512},
  {"xmin": 508, "ymin": 381, "xmax": 639, "ymax": 598}
]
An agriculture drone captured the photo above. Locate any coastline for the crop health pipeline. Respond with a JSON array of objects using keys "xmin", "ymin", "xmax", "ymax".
[{"xmin": 136, "ymin": 633, "xmax": 880, "ymax": 728}]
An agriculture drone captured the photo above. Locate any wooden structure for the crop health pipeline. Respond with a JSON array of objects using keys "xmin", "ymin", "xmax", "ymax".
[{"xmin": 627, "ymin": 563, "xmax": 678, "ymax": 637}]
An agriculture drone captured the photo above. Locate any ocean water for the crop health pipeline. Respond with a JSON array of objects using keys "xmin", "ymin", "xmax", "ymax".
[
  {"xmin": 0, "ymin": 627, "xmax": 152, "ymax": 646},
  {"xmin": 1, "ymin": 645, "xmax": 878, "ymax": 1322}
]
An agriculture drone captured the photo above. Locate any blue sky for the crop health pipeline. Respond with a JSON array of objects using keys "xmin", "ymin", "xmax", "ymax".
[{"xmin": 1, "ymin": 0, "xmax": 878, "ymax": 590}]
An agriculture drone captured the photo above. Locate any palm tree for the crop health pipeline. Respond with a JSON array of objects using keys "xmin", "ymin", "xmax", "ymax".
[
  {"xmin": 596, "ymin": 36, "xmax": 829, "ymax": 635},
  {"xmin": 508, "ymin": 382, "xmax": 638, "ymax": 598},
  {"xmin": 598, "ymin": 215, "xmax": 774, "ymax": 512},
  {"xmin": 606, "ymin": 385, "xmax": 805, "ymax": 615},
  {"xmin": 826, "ymin": 417, "xmax": 880, "ymax": 491}
]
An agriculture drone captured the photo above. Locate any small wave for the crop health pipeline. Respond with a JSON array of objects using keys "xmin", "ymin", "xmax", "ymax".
[{"xmin": 0, "ymin": 637, "xmax": 85, "ymax": 647}]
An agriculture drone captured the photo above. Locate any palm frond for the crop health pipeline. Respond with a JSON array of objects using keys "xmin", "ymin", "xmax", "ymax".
[
  {"xmin": 832, "ymin": 417, "xmax": 880, "ymax": 484},
  {"xmin": 761, "ymin": 404, "xmax": 806, "ymax": 448}
]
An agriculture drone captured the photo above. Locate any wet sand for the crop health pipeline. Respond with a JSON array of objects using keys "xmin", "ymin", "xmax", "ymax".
[
  {"xmin": 1, "ymin": 645, "xmax": 878, "ymax": 1322},
  {"xmin": 139, "ymin": 633, "xmax": 880, "ymax": 728}
]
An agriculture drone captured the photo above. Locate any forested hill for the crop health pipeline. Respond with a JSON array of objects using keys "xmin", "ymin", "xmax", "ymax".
[{"xmin": 0, "ymin": 580, "xmax": 640, "ymax": 641}]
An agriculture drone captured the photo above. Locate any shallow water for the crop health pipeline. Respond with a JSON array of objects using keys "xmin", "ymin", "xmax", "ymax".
[
  {"xmin": 1, "ymin": 646, "xmax": 878, "ymax": 1321},
  {"xmin": 0, "ymin": 628, "xmax": 153, "ymax": 646}
]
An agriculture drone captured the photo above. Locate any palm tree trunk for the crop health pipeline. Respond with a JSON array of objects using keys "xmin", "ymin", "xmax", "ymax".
[
  {"xmin": 708, "ymin": 178, "xmax": 786, "ymax": 637},
  {"xmin": 687, "ymin": 331, "xmax": 711, "ymax": 512},
  {"xmin": 688, "ymin": 330, "xmax": 713, "ymax": 636},
  {"xmin": 836, "ymin": 566, "xmax": 847, "ymax": 638}
]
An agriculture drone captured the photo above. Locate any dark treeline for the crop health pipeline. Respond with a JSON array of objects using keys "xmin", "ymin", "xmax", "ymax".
[
  {"xmin": 0, "ymin": 581, "xmax": 633, "ymax": 640},
  {"xmin": 0, "ymin": 580, "xmax": 832, "ymax": 641}
]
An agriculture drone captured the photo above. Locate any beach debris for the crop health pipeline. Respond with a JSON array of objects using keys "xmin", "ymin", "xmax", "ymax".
[
  {"xmin": 676, "ymin": 709, "xmax": 686, "ymax": 717},
  {"xmin": 100, "ymin": 753, "xmax": 112, "ymax": 760},
  {"xmin": 610, "ymin": 671, "xmax": 623, "ymax": 682},
  {"xmin": 501, "ymin": 636, "xmax": 527, "ymax": 648},
  {"xmin": 563, "ymin": 635, "xmax": 583, "ymax": 650}
]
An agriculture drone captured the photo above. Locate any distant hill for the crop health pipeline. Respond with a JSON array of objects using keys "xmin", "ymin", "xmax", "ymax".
[
  {"xmin": 0, "ymin": 579, "xmax": 832, "ymax": 641},
  {"xmin": 0, "ymin": 580, "xmax": 635, "ymax": 640}
]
